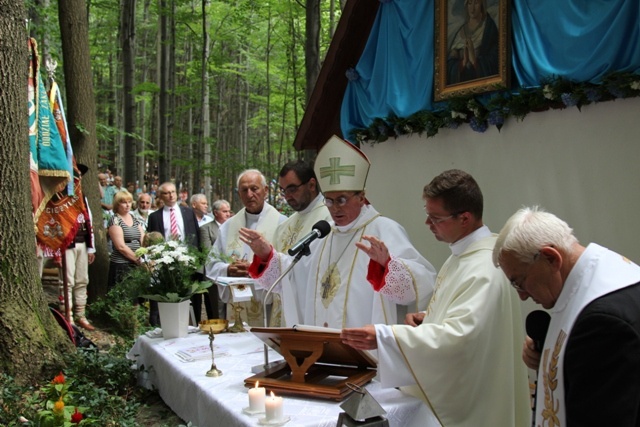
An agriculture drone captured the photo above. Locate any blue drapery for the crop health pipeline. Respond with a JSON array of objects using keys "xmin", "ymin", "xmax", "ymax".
[{"xmin": 341, "ymin": 0, "xmax": 640, "ymax": 140}]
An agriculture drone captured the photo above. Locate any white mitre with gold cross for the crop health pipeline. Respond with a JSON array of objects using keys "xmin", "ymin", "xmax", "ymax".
[{"xmin": 314, "ymin": 135, "xmax": 371, "ymax": 192}]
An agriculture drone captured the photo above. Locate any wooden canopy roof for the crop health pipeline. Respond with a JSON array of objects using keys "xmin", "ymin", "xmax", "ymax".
[{"xmin": 293, "ymin": 0, "xmax": 379, "ymax": 152}]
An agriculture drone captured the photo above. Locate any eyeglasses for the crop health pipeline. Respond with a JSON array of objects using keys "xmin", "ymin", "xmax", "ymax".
[
  {"xmin": 425, "ymin": 212, "xmax": 464, "ymax": 224},
  {"xmin": 323, "ymin": 192, "xmax": 361, "ymax": 208},
  {"xmin": 279, "ymin": 181, "xmax": 308, "ymax": 196},
  {"xmin": 510, "ymin": 252, "xmax": 540, "ymax": 292}
]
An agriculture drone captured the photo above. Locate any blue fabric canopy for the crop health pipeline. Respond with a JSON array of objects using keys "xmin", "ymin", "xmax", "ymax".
[{"xmin": 341, "ymin": 0, "xmax": 640, "ymax": 140}]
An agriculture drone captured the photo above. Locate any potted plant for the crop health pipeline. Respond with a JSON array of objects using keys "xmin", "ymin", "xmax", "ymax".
[{"xmin": 124, "ymin": 239, "xmax": 212, "ymax": 338}]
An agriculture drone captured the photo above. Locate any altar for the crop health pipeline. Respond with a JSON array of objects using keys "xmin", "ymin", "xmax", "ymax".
[{"xmin": 127, "ymin": 330, "xmax": 430, "ymax": 427}]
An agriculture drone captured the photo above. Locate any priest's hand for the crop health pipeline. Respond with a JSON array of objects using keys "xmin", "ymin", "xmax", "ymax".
[
  {"xmin": 341, "ymin": 325, "xmax": 378, "ymax": 350},
  {"xmin": 405, "ymin": 311, "xmax": 425, "ymax": 326},
  {"xmin": 239, "ymin": 227, "xmax": 272, "ymax": 260},
  {"xmin": 355, "ymin": 235, "xmax": 390, "ymax": 266},
  {"xmin": 522, "ymin": 336, "xmax": 541, "ymax": 371},
  {"xmin": 228, "ymin": 260, "xmax": 250, "ymax": 277}
]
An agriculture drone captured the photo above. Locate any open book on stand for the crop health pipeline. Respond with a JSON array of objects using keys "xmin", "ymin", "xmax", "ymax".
[{"xmin": 245, "ymin": 325, "xmax": 377, "ymax": 401}]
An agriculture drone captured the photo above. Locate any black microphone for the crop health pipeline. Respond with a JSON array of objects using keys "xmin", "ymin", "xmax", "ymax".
[
  {"xmin": 287, "ymin": 220, "xmax": 331, "ymax": 256},
  {"xmin": 526, "ymin": 310, "xmax": 551, "ymax": 351},
  {"xmin": 526, "ymin": 309, "xmax": 551, "ymax": 427}
]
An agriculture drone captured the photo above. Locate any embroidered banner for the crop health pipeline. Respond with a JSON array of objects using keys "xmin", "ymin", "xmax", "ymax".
[{"xmin": 28, "ymin": 38, "xmax": 70, "ymax": 224}]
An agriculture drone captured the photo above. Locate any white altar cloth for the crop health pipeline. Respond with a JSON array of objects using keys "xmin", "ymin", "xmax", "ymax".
[{"xmin": 127, "ymin": 330, "xmax": 429, "ymax": 427}]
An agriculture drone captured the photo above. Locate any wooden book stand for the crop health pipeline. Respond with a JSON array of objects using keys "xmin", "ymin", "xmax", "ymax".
[{"xmin": 245, "ymin": 326, "xmax": 377, "ymax": 401}]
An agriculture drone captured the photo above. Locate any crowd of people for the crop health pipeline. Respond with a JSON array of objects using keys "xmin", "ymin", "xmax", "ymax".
[{"xmin": 45, "ymin": 135, "xmax": 640, "ymax": 426}]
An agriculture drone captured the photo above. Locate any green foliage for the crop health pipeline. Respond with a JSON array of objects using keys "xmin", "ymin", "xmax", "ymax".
[
  {"xmin": 0, "ymin": 374, "xmax": 38, "ymax": 425},
  {"xmin": 0, "ymin": 345, "xmax": 146, "ymax": 426},
  {"xmin": 87, "ymin": 285, "xmax": 149, "ymax": 339},
  {"xmin": 351, "ymin": 72, "xmax": 640, "ymax": 143}
]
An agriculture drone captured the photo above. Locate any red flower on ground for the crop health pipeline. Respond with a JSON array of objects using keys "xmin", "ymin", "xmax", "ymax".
[
  {"xmin": 71, "ymin": 407, "xmax": 84, "ymax": 423},
  {"xmin": 52, "ymin": 372, "xmax": 65, "ymax": 384}
]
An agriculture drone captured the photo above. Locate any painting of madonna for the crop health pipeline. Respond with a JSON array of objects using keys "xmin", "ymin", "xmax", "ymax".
[{"xmin": 447, "ymin": 0, "xmax": 499, "ymax": 85}]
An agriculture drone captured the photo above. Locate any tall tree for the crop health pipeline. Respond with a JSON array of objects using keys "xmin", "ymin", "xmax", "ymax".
[
  {"xmin": 0, "ymin": 0, "xmax": 72, "ymax": 382},
  {"xmin": 201, "ymin": 0, "xmax": 212, "ymax": 202},
  {"xmin": 305, "ymin": 0, "xmax": 321, "ymax": 102},
  {"xmin": 121, "ymin": 0, "xmax": 137, "ymax": 186},
  {"xmin": 58, "ymin": 0, "xmax": 109, "ymax": 297},
  {"xmin": 158, "ymin": 0, "xmax": 170, "ymax": 183}
]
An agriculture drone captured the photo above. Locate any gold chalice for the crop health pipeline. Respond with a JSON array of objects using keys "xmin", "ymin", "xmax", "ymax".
[{"xmin": 199, "ymin": 318, "xmax": 229, "ymax": 334}]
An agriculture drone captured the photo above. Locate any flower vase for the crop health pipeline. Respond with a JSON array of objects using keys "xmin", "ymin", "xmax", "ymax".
[{"xmin": 157, "ymin": 300, "xmax": 191, "ymax": 339}]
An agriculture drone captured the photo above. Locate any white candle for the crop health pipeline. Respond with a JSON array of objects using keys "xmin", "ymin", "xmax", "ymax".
[
  {"xmin": 265, "ymin": 391, "xmax": 283, "ymax": 421},
  {"xmin": 248, "ymin": 382, "xmax": 266, "ymax": 412}
]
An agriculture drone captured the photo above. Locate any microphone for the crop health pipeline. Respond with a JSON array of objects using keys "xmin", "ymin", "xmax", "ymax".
[
  {"xmin": 526, "ymin": 310, "xmax": 551, "ymax": 427},
  {"xmin": 526, "ymin": 310, "xmax": 551, "ymax": 351},
  {"xmin": 287, "ymin": 220, "xmax": 331, "ymax": 256},
  {"xmin": 257, "ymin": 220, "xmax": 331, "ymax": 372}
]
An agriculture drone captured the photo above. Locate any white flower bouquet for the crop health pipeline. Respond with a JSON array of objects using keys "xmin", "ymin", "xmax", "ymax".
[{"xmin": 124, "ymin": 240, "xmax": 212, "ymax": 302}]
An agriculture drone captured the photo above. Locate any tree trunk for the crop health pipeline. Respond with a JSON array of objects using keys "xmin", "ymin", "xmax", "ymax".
[
  {"xmin": 58, "ymin": 0, "xmax": 110, "ymax": 299},
  {"xmin": 201, "ymin": 0, "xmax": 212, "ymax": 203},
  {"xmin": 138, "ymin": 0, "xmax": 152, "ymax": 192},
  {"xmin": 121, "ymin": 0, "xmax": 137, "ymax": 186},
  {"xmin": 158, "ymin": 0, "xmax": 170, "ymax": 183},
  {"xmin": 305, "ymin": 0, "xmax": 321, "ymax": 103},
  {"xmin": 0, "ymin": 0, "xmax": 73, "ymax": 383}
]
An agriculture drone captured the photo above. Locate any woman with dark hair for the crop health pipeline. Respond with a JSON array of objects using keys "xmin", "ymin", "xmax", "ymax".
[{"xmin": 107, "ymin": 190, "xmax": 144, "ymax": 289}]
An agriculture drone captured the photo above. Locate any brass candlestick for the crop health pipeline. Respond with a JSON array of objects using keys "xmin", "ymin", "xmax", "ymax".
[{"xmin": 206, "ymin": 330, "xmax": 223, "ymax": 377}]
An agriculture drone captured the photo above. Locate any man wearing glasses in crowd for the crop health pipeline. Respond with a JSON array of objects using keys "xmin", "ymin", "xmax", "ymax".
[
  {"xmin": 242, "ymin": 136, "xmax": 436, "ymax": 329},
  {"xmin": 341, "ymin": 169, "xmax": 530, "ymax": 427}
]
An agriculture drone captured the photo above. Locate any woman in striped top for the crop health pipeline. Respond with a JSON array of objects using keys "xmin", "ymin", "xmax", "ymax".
[{"xmin": 107, "ymin": 190, "xmax": 145, "ymax": 289}]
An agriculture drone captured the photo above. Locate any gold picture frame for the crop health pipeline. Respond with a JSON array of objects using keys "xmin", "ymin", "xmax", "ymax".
[{"xmin": 434, "ymin": 0, "xmax": 510, "ymax": 101}]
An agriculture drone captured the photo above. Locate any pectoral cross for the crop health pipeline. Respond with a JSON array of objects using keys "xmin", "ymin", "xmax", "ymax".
[{"xmin": 321, "ymin": 277, "xmax": 331, "ymax": 299}]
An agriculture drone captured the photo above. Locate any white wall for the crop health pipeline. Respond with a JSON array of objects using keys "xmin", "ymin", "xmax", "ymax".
[{"xmin": 362, "ymin": 96, "xmax": 640, "ymax": 277}]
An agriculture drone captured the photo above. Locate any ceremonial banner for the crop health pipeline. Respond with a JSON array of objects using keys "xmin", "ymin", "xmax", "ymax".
[
  {"xmin": 28, "ymin": 38, "xmax": 70, "ymax": 225},
  {"xmin": 37, "ymin": 165, "xmax": 90, "ymax": 255},
  {"xmin": 49, "ymin": 79, "xmax": 75, "ymax": 196}
]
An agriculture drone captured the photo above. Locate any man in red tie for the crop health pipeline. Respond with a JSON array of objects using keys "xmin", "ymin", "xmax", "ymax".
[{"xmin": 147, "ymin": 182, "xmax": 201, "ymax": 325}]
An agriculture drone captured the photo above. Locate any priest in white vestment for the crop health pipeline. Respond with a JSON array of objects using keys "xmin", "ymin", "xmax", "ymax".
[
  {"xmin": 342, "ymin": 170, "xmax": 530, "ymax": 427},
  {"xmin": 494, "ymin": 206, "xmax": 640, "ymax": 427},
  {"xmin": 269, "ymin": 160, "xmax": 331, "ymax": 326},
  {"xmin": 242, "ymin": 136, "xmax": 436, "ymax": 329},
  {"xmin": 205, "ymin": 169, "xmax": 286, "ymax": 325}
]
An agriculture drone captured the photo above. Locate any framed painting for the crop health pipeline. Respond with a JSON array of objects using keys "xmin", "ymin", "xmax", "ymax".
[{"xmin": 434, "ymin": 0, "xmax": 510, "ymax": 101}]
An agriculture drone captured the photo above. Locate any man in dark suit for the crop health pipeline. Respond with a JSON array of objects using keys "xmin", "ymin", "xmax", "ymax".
[
  {"xmin": 147, "ymin": 182, "xmax": 201, "ymax": 326},
  {"xmin": 493, "ymin": 206, "xmax": 640, "ymax": 427}
]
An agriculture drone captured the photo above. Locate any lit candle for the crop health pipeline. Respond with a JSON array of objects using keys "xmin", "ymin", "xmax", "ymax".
[
  {"xmin": 248, "ymin": 381, "xmax": 266, "ymax": 412},
  {"xmin": 265, "ymin": 391, "xmax": 283, "ymax": 421}
]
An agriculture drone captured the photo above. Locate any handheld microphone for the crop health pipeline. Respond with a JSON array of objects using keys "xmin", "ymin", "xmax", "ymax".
[
  {"xmin": 526, "ymin": 310, "xmax": 551, "ymax": 351},
  {"xmin": 287, "ymin": 220, "xmax": 331, "ymax": 256},
  {"xmin": 526, "ymin": 309, "xmax": 551, "ymax": 427}
]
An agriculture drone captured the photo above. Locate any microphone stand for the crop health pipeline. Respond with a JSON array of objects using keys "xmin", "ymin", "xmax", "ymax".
[{"xmin": 253, "ymin": 243, "xmax": 311, "ymax": 373}]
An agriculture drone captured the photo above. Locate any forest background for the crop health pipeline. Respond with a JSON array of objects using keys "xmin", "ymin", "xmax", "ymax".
[{"xmin": 0, "ymin": 0, "xmax": 345, "ymax": 384}]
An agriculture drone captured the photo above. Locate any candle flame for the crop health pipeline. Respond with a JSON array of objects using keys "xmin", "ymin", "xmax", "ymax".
[
  {"xmin": 270, "ymin": 391, "xmax": 276, "ymax": 398},
  {"xmin": 255, "ymin": 381, "xmax": 259, "ymax": 388}
]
